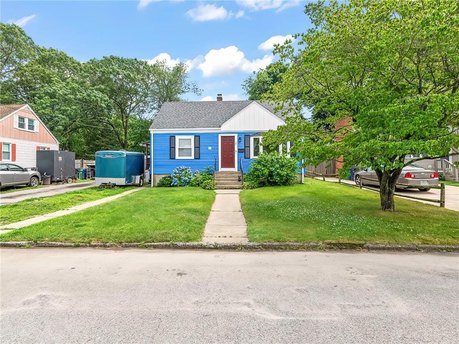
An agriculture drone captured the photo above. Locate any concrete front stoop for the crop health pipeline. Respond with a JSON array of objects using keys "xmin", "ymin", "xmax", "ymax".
[
  {"xmin": 214, "ymin": 172, "xmax": 243, "ymax": 190},
  {"xmin": 203, "ymin": 190, "xmax": 248, "ymax": 244}
]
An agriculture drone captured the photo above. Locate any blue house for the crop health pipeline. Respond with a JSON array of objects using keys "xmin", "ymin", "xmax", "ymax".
[{"xmin": 149, "ymin": 95, "xmax": 287, "ymax": 187}]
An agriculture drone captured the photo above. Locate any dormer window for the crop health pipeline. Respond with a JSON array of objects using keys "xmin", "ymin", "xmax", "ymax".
[
  {"xmin": 16, "ymin": 116, "xmax": 36, "ymax": 132},
  {"xmin": 18, "ymin": 117, "xmax": 26, "ymax": 129}
]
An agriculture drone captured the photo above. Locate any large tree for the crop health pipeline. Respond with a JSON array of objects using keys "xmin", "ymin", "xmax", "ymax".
[
  {"xmin": 263, "ymin": 0, "xmax": 459, "ymax": 211},
  {"xmin": 1, "ymin": 24, "xmax": 201, "ymax": 157},
  {"xmin": 84, "ymin": 57, "xmax": 200, "ymax": 150},
  {"xmin": 0, "ymin": 23, "xmax": 38, "ymax": 81}
]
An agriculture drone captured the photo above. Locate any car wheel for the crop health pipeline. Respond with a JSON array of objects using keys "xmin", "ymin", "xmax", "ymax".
[
  {"xmin": 418, "ymin": 188, "xmax": 430, "ymax": 192},
  {"xmin": 354, "ymin": 175, "xmax": 363, "ymax": 186},
  {"xmin": 29, "ymin": 176, "xmax": 39, "ymax": 187},
  {"xmin": 138, "ymin": 177, "xmax": 144, "ymax": 187}
]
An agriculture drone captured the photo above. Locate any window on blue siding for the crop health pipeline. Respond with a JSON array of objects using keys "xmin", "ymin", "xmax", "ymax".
[
  {"xmin": 250, "ymin": 136, "xmax": 262, "ymax": 159},
  {"xmin": 176, "ymin": 136, "xmax": 194, "ymax": 159}
]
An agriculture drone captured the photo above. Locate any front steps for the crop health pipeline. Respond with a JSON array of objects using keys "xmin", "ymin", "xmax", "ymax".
[{"xmin": 215, "ymin": 171, "xmax": 243, "ymax": 189}]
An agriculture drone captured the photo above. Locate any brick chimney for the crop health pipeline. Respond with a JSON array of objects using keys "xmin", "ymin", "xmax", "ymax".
[{"xmin": 216, "ymin": 93, "xmax": 223, "ymax": 101}]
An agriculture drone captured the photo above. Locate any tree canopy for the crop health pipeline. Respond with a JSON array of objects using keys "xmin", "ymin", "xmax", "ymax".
[
  {"xmin": 260, "ymin": 0, "xmax": 459, "ymax": 211},
  {"xmin": 0, "ymin": 24, "xmax": 201, "ymax": 158}
]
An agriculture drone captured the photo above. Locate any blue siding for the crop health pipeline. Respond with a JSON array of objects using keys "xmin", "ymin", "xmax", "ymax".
[{"xmin": 151, "ymin": 131, "xmax": 261, "ymax": 175}]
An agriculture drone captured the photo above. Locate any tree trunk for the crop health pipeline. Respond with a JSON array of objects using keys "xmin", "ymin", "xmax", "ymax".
[{"xmin": 376, "ymin": 169, "xmax": 402, "ymax": 212}]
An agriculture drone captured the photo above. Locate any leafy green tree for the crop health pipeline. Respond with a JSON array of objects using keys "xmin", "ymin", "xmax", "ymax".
[
  {"xmin": 84, "ymin": 57, "xmax": 200, "ymax": 150},
  {"xmin": 0, "ymin": 23, "xmax": 38, "ymax": 81},
  {"xmin": 243, "ymin": 62, "xmax": 287, "ymax": 100},
  {"xmin": 264, "ymin": 0, "xmax": 459, "ymax": 211}
]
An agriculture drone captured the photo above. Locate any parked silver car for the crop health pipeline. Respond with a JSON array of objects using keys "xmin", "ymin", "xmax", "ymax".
[
  {"xmin": 354, "ymin": 165, "xmax": 439, "ymax": 191},
  {"xmin": 0, "ymin": 163, "xmax": 41, "ymax": 189}
]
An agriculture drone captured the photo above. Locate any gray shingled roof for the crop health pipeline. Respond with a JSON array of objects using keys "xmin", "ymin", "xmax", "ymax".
[{"xmin": 150, "ymin": 100, "xmax": 283, "ymax": 130}]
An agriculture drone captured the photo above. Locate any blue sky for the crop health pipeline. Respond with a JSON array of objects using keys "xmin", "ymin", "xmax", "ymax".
[{"xmin": 1, "ymin": 0, "xmax": 311, "ymax": 101}]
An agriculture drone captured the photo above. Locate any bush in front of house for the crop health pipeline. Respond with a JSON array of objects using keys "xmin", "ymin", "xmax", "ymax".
[
  {"xmin": 157, "ymin": 175, "xmax": 173, "ymax": 187},
  {"xmin": 190, "ymin": 167, "xmax": 213, "ymax": 187},
  {"xmin": 171, "ymin": 166, "xmax": 194, "ymax": 187},
  {"xmin": 246, "ymin": 152, "xmax": 298, "ymax": 188},
  {"xmin": 201, "ymin": 179, "xmax": 215, "ymax": 190}
]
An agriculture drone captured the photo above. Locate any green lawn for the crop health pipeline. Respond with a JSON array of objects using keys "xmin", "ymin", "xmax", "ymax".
[
  {"xmin": 441, "ymin": 180, "xmax": 459, "ymax": 187},
  {"xmin": 0, "ymin": 187, "xmax": 130, "ymax": 225},
  {"xmin": 0, "ymin": 188, "xmax": 215, "ymax": 243},
  {"xmin": 240, "ymin": 180, "xmax": 459, "ymax": 245}
]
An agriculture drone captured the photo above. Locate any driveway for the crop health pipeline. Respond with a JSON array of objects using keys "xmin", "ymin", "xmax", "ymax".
[
  {"xmin": 0, "ymin": 182, "xmax": 95, "ymax": 205},
  {"xmin": 1, "ymin": 249, "xmax": 457, "ymax": 343}
]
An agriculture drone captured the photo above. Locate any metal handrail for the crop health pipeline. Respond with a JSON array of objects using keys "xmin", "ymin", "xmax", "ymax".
[
  {"xmin": 213, "ymin": 156, "xmax": 217, "ymax": 183},
  {"xmin": 239, "ymin": 157, "xmax": 244, "ymax": 184}
]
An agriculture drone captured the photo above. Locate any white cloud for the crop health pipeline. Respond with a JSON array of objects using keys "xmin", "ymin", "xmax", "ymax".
[
  {"xmin": 146, "ymin": 53, "xmax": 181, "ymax": 68},
  {"xmin": 236, "ymin": 0, "xmax": 302, "ymax": 12},
  {"xmin": 198, "ymin": 46, "xmax": 273, "ymax": 77},
  {"xmin": 201, "ymin": 93, "xmax": 242, "ymax": 101},
  {"xmin": 137, "ymin": 0, "xmax": 161, "ymax": 10},
  {"xmin": 12, "ymin": 14, "xmax": 37, "ymax": 27},
  {"xmin": 186, "ymin": 4, "xmax": 244, "ymax": 22},
  {"xmin": 258, "ymin": 34, "xmax": 293, "ymax": 51},
  {"xmin": 201, "ymin": 96, "xmax": 214, "ymax": 101}
]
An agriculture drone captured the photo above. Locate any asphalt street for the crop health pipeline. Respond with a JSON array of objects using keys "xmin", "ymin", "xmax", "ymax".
[{"xmin": 0, "ymin": 249, "xmax": 458, "ymax": 343}]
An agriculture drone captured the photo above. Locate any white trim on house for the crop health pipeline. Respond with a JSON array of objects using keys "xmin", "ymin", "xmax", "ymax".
[
  {"xmin": 14, "ymin": 115, "xmax": 37, "ymax": 133},
  {"xmin": 1, "ymin": 105, "xmax": 59, "ymax": 144},
  {"xmin": 250, "ymin": 136, "xmax": 263, "ymax": 159},
  {"xmin": 1, "ymin": 142, "xmax": 12, "ymax": 162},
  {"xmin": 150, "ymin": 128, "xmax": 219, "ymax": 133},
  {"xmin": 175, "ymin": 135, "xmax": 194, "ymax": 160},
  {"xmin": 218, "ymin": 134, "xmax": 238, "ymax": 172}
]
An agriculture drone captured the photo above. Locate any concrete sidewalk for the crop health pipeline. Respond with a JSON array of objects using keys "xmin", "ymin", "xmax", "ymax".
[
  {"xmin": 0, "ymin": 181, "xmax": 95, "ymax": 205},
  {"xmin": 0, "ymin": 188, "xmax": 141, "ymax": 233},
  {"xmin": 203, "ymin": 190, "xmax": 248, "ymax": 244}
]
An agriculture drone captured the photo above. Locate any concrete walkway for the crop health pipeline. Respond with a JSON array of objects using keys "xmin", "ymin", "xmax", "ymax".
[
  {"xmin": 0, "ymin": 188, "xmax": 141, "ymax": 233},
  {"xmin": 0, "ymin": 181, "xmax": 95, "ymax": 205},
  {"xmin": 203, "ymin": 190, "xmax": 248, "ymax": 244}
]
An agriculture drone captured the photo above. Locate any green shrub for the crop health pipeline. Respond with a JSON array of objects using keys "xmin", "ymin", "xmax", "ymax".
[
  {"xmin": 246, "ymin": 153, "xmax": 298, "ymax": 188},
  {"xmin": 190, "ymin": 170, "xmax": 213, "ymax": 187},
  {"xmin": 157, "ymin": 175, "xmax": 172, "ymax": 187},
  {"xmin": 201, "ymin": 179, "xmax": 215, "ymax": 190}
]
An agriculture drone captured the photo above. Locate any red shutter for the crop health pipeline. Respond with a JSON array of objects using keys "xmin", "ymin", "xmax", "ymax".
[
  {"xmin": 11, "ymin": 144, "xmax": 16, "ymax": 162},
  {"xmin": 0, "ymin": 143, "xmax": 2, "ymax": 160}
]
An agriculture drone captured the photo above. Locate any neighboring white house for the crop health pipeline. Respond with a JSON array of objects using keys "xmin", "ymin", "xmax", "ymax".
[{"xmin": 0, "ymin": 104, "xmax": 59, "ymax": 168}]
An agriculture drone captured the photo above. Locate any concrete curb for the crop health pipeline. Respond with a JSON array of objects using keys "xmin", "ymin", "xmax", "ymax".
[{"xmin": 0, "ymin": 241, "xmax": 457, "ymax": 252}]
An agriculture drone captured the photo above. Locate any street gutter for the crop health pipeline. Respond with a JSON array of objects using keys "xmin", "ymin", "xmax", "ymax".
[{"xmin": 0, "ymin": 241, "xmax": 457, "ymax": 253}]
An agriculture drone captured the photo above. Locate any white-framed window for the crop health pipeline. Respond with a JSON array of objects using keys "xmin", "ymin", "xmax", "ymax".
[
  {"xmin": 2, "ymin": 143, "xmax": 11, "ymax": 161},
  {"xmin": 18, "ymin": 117, "xmax": 26, "ymax": 129},
  {"xmin": 28, "ymin": 118, "xmax": 35, "ymax": 131},
  {"xmin": 250, "ymin": 136, "xmax": 263, "ymax": 159},
  {"xmin": 278, "ymin": 142, "xmax": 291, "ymax": 157},
  {"xmin": 16, "ymin": 116, "xmax": 36, "ymax": 132},
  {"xmin": 176, "ymin": 136, "xmax": 194, "ymax": 159}
]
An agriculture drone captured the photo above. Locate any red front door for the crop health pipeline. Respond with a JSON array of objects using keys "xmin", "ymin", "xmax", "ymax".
[{"xmin": 220, "ymin": 136, "xmax": 235, "ymax": 169}]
